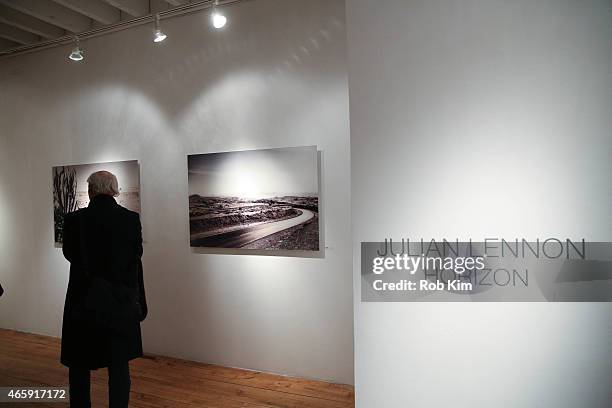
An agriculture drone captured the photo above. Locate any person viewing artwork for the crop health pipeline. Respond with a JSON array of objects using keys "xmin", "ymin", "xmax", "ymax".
[{"xmin": 60, "ymin": 170, "xmax": 147, "ymax": 408}]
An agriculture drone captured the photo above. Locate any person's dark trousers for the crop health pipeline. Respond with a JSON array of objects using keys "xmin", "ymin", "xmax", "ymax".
[
  {"xmin": 108, "ymin": 361, "xmax": 131, "ymax": 407},
  {"xmin": 68, "ymin": 366, "xmax": 91, "ymax": 408},
  {"xmin": 69, "ymin": 362, "xmax": 131, "ymax": 408}
]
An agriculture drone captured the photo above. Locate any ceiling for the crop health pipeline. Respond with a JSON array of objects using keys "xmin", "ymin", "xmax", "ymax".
[{"xmin": 0, "ymin": 0, "xmax": 202, "ymax": 54}]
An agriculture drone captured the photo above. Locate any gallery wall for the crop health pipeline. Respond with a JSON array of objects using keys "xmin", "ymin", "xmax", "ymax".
[
  {"xmin": 347, "ymin": 0, "xmax": 612, "ymax": 406},
  {"xmin": 0, "ymin": 0, "xmax": 354, "ymax": 384}
]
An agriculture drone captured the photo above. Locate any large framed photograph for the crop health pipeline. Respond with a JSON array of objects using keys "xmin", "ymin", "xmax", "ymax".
[
  {"xmin": 188, "ymin": 146, "xmax": 320, "ymax": 252},
  {"xmin": 52, "ymin": 160, "xmax": 140, "ymax": 245}
]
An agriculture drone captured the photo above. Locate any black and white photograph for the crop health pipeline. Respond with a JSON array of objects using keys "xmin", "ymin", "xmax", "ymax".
[
  {"xmin": 188, "ymin": 146, "xmax": 319, "ymax": 251},
  {"xmin": 52, "ymin": 160, "xmax": 140, "ymax": 244}
]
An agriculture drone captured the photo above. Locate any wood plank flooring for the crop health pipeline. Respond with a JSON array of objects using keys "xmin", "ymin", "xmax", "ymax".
[{"xmin": 0, "ymin": 329, "xmax": 354, "ymax": 408}]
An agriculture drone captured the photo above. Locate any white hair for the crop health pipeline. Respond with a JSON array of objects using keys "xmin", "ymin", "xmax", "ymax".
[{"xmin": 87, "ymin": 171, "xmax": 120, "ymax": 197}]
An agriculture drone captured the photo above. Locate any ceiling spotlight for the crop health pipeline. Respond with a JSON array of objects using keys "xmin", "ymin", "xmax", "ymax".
[
  {"xmin": 69, "ymin": 36, "xmax": 83, "ymax": 61},
  {"xmin": 211, "ymin": 0, "xmax": 227, "ymax": 29},
  {"xmin": 153, "ymin": 14, "xmax": 167, "ymax": 43},
  {"xmin": 154, "ymin": 30, "xmax": 167, "ymax": 43}
]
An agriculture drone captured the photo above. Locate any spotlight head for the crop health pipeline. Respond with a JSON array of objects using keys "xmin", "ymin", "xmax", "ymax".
[
  {"xmin": 154, "ymin": 29, "xmax": 167, "ymax": 43},
  {"xmin": 153, "ymin": 14, "xmax": 167, "ymax": 43},
  {"xmin": 69, "ymin": 46, "xmax": 83, "ymax": 61},
  {"xmin": 212, "ymin": 11, "xmax": 227, "ymax": 29}
]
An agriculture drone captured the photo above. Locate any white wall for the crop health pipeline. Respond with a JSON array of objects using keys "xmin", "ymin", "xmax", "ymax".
[
  {"xmin": 347, "ymin": 0, "xmax": 611, "ymax": 407},
  {"xmin": 0, "ymin": 0, "xmax": 354, "ymax": 384}
]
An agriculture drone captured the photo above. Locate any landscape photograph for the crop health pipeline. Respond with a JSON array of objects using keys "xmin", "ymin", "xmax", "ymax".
[
  {"xmin": 52, "ymin": 160, "xmax": 140, "ymax": 245},
  {"xmin": 188, "ymin": 146, "xmax": 319, "ymax": 251}
]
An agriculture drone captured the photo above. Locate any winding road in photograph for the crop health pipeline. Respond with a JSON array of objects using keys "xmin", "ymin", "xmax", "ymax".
[{"xmin": 191, "ymin": 209, "xmax": 315, "ymax": 248}]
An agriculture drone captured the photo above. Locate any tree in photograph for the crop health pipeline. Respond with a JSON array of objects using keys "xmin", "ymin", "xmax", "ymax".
[{"xmin": 53, "ymin": 166, "xmax": 78, "ymax": 243}]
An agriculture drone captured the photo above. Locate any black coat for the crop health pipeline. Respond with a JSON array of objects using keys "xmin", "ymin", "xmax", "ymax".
[{"xmin": 61, "ymin": 194, "xmax": 147, "ymax": 369}]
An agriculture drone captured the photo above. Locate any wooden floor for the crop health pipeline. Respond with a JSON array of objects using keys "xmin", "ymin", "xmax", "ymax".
[{"xmin": 0, "ymin": 329, "xmax": 354, "ymax": 408}]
